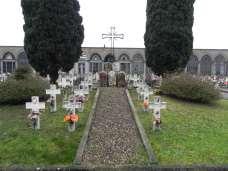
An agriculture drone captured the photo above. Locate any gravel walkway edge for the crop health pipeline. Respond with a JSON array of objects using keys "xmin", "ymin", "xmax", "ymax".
[
  {"xmin": 125, "ymin": 89, "xmax": 158, "ymax": 164},
  {"xmin": 74, "ymin": 89, "xmax": 100, "ymax": 165}
]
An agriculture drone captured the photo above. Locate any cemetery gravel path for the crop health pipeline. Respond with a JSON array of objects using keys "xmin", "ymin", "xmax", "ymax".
[{"xmin": 82, "ymin": 87, "xmax": 142, "ymax": 166}]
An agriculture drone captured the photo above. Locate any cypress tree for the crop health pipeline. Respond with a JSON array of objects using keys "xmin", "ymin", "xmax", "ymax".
[
  {"xmin": 144, "ymin": 0, "xmax": 195, "ymax": 75},
  {"xmin": 21, "ymin": 0, "xmax": 84, "ymax": 82}
]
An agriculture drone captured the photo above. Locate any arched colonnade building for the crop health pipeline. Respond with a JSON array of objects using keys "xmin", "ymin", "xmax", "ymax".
[{"xmin": 1, "ymin": 46, "xmax": 228, "ymax": 76}]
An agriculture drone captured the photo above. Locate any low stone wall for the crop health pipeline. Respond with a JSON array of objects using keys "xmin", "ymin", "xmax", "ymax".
[{"xmin": 2, "ymin": 165, "xmax": 228, "ymax": 171}]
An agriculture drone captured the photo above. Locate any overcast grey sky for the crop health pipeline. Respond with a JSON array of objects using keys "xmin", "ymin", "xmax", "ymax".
[{"xmin": 0, "ymin": 0, "xmax": 228, "ymax": 49}]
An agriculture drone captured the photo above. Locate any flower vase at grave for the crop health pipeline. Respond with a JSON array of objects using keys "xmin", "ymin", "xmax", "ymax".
[
  {"xmin": 64, "ymin": 113, "xmax": 79, "ymax": 132},
  {"xmin": 27, "ymin": 111, "xmax": 40, "ymax": 130},
  {"xmin": 68, "ymin": 121, "xmax": 76, "ymax": 132},
  {"xmin": 143, "ymin": 97, "xmax": 149, "ymax": 112}
]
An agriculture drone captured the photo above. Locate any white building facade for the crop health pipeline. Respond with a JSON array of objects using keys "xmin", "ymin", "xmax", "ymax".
[{"xmin": 1, "ymin": 46, "xmax": 228, "ymax": 76}]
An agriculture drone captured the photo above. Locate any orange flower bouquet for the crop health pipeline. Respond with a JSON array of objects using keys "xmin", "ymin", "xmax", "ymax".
[{"xmin": 64, "ymin": 114, "xmax": 79, "ymax": 123}]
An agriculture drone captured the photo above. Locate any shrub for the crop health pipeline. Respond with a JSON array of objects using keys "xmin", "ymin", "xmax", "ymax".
[
  {"xmin": 0, "ymin": 76, "xmax": 49, "ymax": 105},
  {"xmin": 160, "ymin": 73, "xmax": 220, "ymax": 104},
  {"xmin": 13, "ymin": 66, "xmax": 34, "ymax": 80}
]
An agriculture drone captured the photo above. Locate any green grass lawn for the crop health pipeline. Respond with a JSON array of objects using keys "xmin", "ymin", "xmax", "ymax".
[
  {"xmin": 129, "ymin": 90, "xmax": 228, "ymax": 165},
  {"xmin": 0, "ymin": 90, "xmax": 96, "ymax": 167}
]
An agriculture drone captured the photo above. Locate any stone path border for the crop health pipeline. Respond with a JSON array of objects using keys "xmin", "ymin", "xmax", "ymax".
[
  {"xmin": 74, "ymin": 89, "xmax": 100, "ymax": 165},
  {"xmin": 125, "ymin": 89, "xmax": 158, "ymax": 165}
]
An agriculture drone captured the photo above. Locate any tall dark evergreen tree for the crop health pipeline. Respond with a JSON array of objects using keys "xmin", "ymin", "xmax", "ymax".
[
  {"xmin": 21, "ymin": 0, "xmax": 84, "ymax": 82},
  {"xmin": 144, "ymin": 0, "xmax": 195, "ymax": 75}
]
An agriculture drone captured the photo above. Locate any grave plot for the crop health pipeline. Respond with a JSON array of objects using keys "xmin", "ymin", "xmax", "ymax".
[
  {"xmin": 82, "ymin": 87, "xmax": 148, "ymax": 166},
  {"xmin": 0, "ymin": 90, "xmax": 97, "ymax": 166},
  {"xmin": 129, "ymin": 89, "xmax": 228, "ymax": 165}
]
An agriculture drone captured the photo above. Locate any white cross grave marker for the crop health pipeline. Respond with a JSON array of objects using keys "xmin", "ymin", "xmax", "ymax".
[
  {"xmin": 58, "ymin": 78, "xmax": 71, "ymax": 88},
  {"xmin": 79, "ymin": 81, "xmax": 90, "ymax": 95},
  {"xmin": 63, "ymin": 98, "xmax": 82, "ymax": 132},
  {"xmin": 26, "ymin": 96, "xmax": 45, "ymax": 130},
  {"xmin": 149, "ymin": 96, "xmax": 167, "ymax": 131},
  {"xmin": 46, "ymin": 84, "xmax": 61, "ymax": 112}
]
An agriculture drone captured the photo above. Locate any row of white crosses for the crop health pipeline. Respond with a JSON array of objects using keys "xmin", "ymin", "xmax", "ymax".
[
  {"xmin": 136, "ymin": 82, "xmax": 153, "ymax": 100},
  {"xmin": 58, "ymin": 77, "xmax": 73, "ymax": 88},
  {"xmin": 0, "ymin": 73, "xmax": 10, "ymax": 82},
  {"xmin": 135, "ymin": 81, "xmax": 167, "ymax": 131},
  {"xmin": 128, "ymin": 74, "xmax": 142, "ymax": 88},
  {"xmin": 25, "ymin": 84, "xmax": 61, "ymax": 130},
  {"xmin": 25, "ymin": 71, "xmax": 94, "ymax": 131}
]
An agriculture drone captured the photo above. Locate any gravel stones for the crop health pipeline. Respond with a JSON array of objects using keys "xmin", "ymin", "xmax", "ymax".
[{"xmin": 82, "ymin": 88, "xmax": 142, "ymax": 166}]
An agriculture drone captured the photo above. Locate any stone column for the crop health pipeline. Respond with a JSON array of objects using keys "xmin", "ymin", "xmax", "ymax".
[
  {"xmin": 211, "ymin": 62, "xmax": 216, "ymax": 75},
  {"xmin": 224, "ymin": 63, "xmax": 227, "ymax": 76},
  {"xmin": 102, "ymin": 62, "xmax": 104, "ymax": 71},
  {"xmin": 197, "ymin": 62, "xmax": 201, "ymax": 75},
  {"xmin": 143, "ymin": 62, "xmax": 146, "ymax": 79},
  {"xmin": 85, "ymin": 62, "xmax": 89, "ymax": 75},
  {"xmin": 129, "ymin": 63, "xmax": 132, "ymax": 74},
  {"xmin": 74, "ymin": 63, "xmax": 78, "ymax": 75},
  {"xmin": 221, "ymin": 63, "xmax": 225, "ymax": 75},
  {"xmin": 0, "ymin": 61, "xmax": 2, "ymax": 74},
  {"xmin": 184, "ymin": 67, "xmax": 187, "ymax": 73}
]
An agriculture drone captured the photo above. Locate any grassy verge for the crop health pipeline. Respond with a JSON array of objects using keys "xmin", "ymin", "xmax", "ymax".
[
  {"xmin": 0, "ymin": 90, "xmax": 96, "ymax": 167},
  {"xmin": 129, "ymin": 89, "xmax": 228, "ymax": 165}
]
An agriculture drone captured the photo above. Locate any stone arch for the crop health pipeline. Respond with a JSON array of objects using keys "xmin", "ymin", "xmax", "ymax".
[
  {"xmin": 132, "ymin": 53, "xmax": 144, "ymax": 74},
  {"xmin": 200, "ymin": 55, "xmax": 212, "ymax": 75},
  {"xmin": 90, "ymin": 53, "xmax": 102, "ymax": 61},
  {"xmin": 104, "ymin": 54, "xmax": 115, "ymax": 71},
  {"xmin": 3, "ymin": 52, "xmax": 15, "ymax": 60},
  {"xmin": 119, "ymin": 53, "xmax": 131, "ymax": 74},
  {"xmin": 187, "ymin": 55, "xmax": 198, "ymax": 74},
  {"xmin": 133, "ymin": 53, "xmax": 144, "ymax": 62},
  {"xmin": 118, "ymin": 53, "xmax": 130, "ymax": 61},
  {"xmin": 104, "ymin": 54, "xmax": 115, "ymax": 63},
  {"xmin": 17, "ymin": 52, "xmax": 29, "ymax": 67},
  {"xmin": 2, "ymin": 52, "xmax": 16, "ymax": 73},
  {"xmin": 215, "ymin": 55, "xmax": 225, "ymax": 75},
  {"xmin": 89, "ymin": 53, "xmax": 102, "ymax": 73}
]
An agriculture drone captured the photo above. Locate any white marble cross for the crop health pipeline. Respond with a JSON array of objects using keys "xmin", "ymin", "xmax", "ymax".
[
  {"xmin": 26, "ymin": 96, "xmax": 45, "ymax": 113},
  {"xmin": 142, "ymin": 90, "xmax": 153, "ymax": 100},
  {"xmin": 58, "ymin": 78, "xmax": 71, "ymax": 88},
  {"xmin": 26, "ymin": 96, "xmax": 45, "ymax": 130},
  {"xmin": 79, "ymin": 82, "xmax": 90, "ymax": 95},
  {"xmin": 74, "ymin": 89, "xmax": 85, "ymax": 97},
  {"xmin": 149, "ymin": 96, "xmax": 167, "ymax": 119},
  {"xmin": 46, "ymin": 84, "xmax": 61, "ymax": 112},
  {"xmin": 63, "ymin": 100, "xmax": 82, "ymax": 114},
  {"xmin": 149, "ymin": 96, "xmax": 166, "ymax": 109},
  {"xmin": 0, "ymin": 74, "xmax": 8, "ymax": 82}
]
